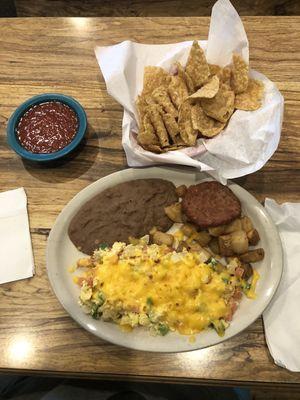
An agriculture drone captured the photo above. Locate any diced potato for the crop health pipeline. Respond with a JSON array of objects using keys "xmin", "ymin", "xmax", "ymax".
[
  {"xmin": 227, "ymin": 257, "xmax": 241, "ymax": 274},
  {"xmin": 247, "ymin": 229, "xmax": 260, "ymax": 246},
  {"xmin": 194, "ymin": 231, "xmax": 211, "ymax": 247},
  {"xmin": 176, "ymin": 241, "xmax": 189, "ymax": 252},
  {"xmin": 175, "ymin": 185, "xmax": 187, "ymax": 197},
  {"xmin": 239, "ymin": 248, "xmax": 265, "ymax": 263},
  {"xmin": 208, "ymin": 237, "xmax": 220, "ymax": 255},
  {"xmin": 241, "ymin": 263, "xmax": 253, "ymax": 280},
  {"xmin": 241, "ymin": 216, "xmax": 253, "ymax": 233},
  {"xmin": 218, "ymin": 234, "xmax": 234, "ymax": 257},
  {"xmin": 198, "ymin": 248, "xmax": 211, "ymax": 263},
  {"xmin": 208, "ymin": 225, "xmax": 226, "ymax": 237},
  {"xmin": 214, "ymin": 261, "xmax": 226, "ymax": 273},
  {"xmin": 151, "ymin": 229, "xmax": 174, "ymax": 247},
  {"xmin": 182, "ymin": 223, "xmax": 197, "ymax": 237},
  {"xmin": 224, "ymin": 218, "xmax": 242, "ymax": 234},
  {"xmin": 150, "ymin": 226, "xmax": 157, "ymax": 235},
  {"xmin": 128, "ymin": 236, "xmax": 140, "ymax": 245},
  {"xmin": 230, "ymin": 230, "xmax": 249, "ymax": 255},
  {"xmin": 188, "ymin": 241, "xmax": 203, "ymax": 252},
  {"xmin": 164, "ymin": 202, "xmax": 183, "ymax": 223}
]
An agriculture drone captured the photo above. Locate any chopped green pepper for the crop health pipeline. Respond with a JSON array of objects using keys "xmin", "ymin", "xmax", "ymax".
[
  {"xmin": 146, "ymin": 297, "xmax": 154, "ymax": 306},
  {"xmin": 157, "ymin": 323, "xmax": 169, "ymax": 336},
  {"xmin": 211, "ymin": 319, "xmax": 228, "ymax": 337},
  {"xmin": 97, "ymin": 292, "xmax": 106, "ymax": 306},
  {"xmin": 90, "ymin": 304, "xmax": 100, "ymax": 319},
  {"xmin": 205, "ymin": 257, "xmax": 218, "ymax": 269}
]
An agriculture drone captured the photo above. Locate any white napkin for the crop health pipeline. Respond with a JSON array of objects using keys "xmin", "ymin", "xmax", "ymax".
[
  {"xmin": 95, "ymin": 0, "xmax": 284, "ymax": 183},
  {"xmin": 0, "ymin": 188, "xmax": 35, "ymax": 284},
  {"xmin": 263, "ymin": 198, "xmax": 300, "ymax": 372}
]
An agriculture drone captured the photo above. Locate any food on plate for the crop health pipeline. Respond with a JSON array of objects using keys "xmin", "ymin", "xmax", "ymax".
[
  {"xmin": 73, "ymin": 235, "xmax": 259, "ymax": 337},
  {"xmin": 239, "ymin": 248, "xmax": 265, "ymax": 263},
  {"xmin": 218, "ymin": 230, "xmax": 248, "ymax": 256},
  {"xmin": 136, "ymin": 41, "xmax": 264, "ymax": 153},
  {"xmin": 164, "ymin": 202, "xmax": 183, "ymax": 223},
  {"xmin": 175, "ymin": 184, "xmax": 187, "ymax": 197},
  {"xmin": 247, "ymin": 229, "xmax": 260, "ymax": 246},
  {"xmin": 70, "ymin": 178, "xmax": 265, "ymax": 338},
  {"xmin": 171, "ymin": 215, "xmax": 263, "ymax": 264},
  {"xmin": 150, "ymin": 227, "xmax": 174, "ymax": 246},
  {"xmin": 170, "ymin": 180, "xmax": 264, "ymax": 265},
  {"xmin": 182, "ymin": 181, "xmax": 241, "ymax": 228},
  {"xmin": 17, "ymin": 101, "xmax": 78, "ymax": 154},
  {"xmin": 68, "ymin": 179, "xmax": 178, "ymax": 255}
]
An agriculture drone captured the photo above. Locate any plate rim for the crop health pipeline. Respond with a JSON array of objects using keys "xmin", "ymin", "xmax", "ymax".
[{"xmin": 46, "ymin": 166, "xmax": 283, "ymax": 352}]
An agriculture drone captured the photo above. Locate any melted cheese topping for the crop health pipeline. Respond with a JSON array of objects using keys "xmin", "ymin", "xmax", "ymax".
[
  {"xmin": 246, "ymin": 269, "xmax": 260, "ymax": 299},
  {"xmin": 81, "ymin": 243, "xmax": 231, "ymax": 335}
]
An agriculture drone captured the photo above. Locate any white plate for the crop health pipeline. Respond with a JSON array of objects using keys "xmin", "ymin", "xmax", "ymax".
[{"xmin": 46, "ymin": 166, "xmax": 282, "ymax": 352}]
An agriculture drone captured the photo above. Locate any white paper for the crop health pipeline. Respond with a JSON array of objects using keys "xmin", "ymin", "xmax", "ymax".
[
  {"xmin": 0, "ymin": 188, "xmax": 35, "ymax": 284},
  {"xmin": 95, "ymin": 0, "xmax": 284, "ymax": 183},
  {"xmin": 263, "ymin": 199, "xmax": 300, "ymax": 372}
]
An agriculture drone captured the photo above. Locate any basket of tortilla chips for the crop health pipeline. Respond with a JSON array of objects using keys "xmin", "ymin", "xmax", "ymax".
[
  {"xmin": 136, "ymin": 44, "xmax": 264, "ymax": 153},
  {"xmin": 95, "ymin": 0, "xmax": 283, "ymax": 181}
]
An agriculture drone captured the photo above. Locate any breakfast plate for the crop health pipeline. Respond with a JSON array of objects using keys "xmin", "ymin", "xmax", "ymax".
[{"xmin": 46, "ymin": 166, "xmax": 282, "ymax": 352}]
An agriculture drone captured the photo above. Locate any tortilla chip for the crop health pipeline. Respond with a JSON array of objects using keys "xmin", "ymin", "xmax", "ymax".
[
  {"xmin": 178, "ymin": 101, "xmax": 198, "ymax": 146},
  {"xmin": 164, "ymin": 144, "xmax": 185, "ymax": 152},
  {"xmin": 175, "ymin": 62, "xmax": 195, "ymax": 94},
  {"xmin": 188, "ymin": 75, "xmax": 220, "ymax": 99},
  {"xmin": 219, "ymin": 66, "xmax": 232, "ymax": 87},
  {"xmin": 152, "ymin": 86, "xmax": 178, "ymax": 116},
  {"xmin": 162, "ymin": 113, "xmax": 180, "ymax": 142},
  {"xmin": 231, "ymin": 54, "xmax": 249, "ymax": 94},
  {"xmin": 137, "ymin": 113, "xmax": 159, "ymax": 144},
  {"xmin": 201, "ymin": 84, "xmax": 235, "ymax": 123},
  {"xmin": 142, "ymin": 66, "xmax": 171, "ymax": 95},
  {"xmin": 168, "ymin": 75, "xmax": 189, "ymax": 109},
  {"xmin": 136, "ymin": 95, "xmax": 147, "ymax": 127},
  {"xmin": 209, "ymin": 64, "xmax": 232, "ymax": 87},
  {"xmin": 191, "ymin": 104, "xmax": 225, "ymax": 138},
  {"xmin": 209, "ymin": 64, "xmax": 222, "ymax": 76},
  {"xmin": 186, "ymin": 41, "xmax": 210, "ymax": 88},
  {"xmin": 147, "ymin": 104, "xmax": 170, "ymax": 147},
  {"xmin": 235, "ymin": 79, "xmax": 264, "ymax": 111},
  {"xmin": 144, "ymin": 94, "xmax": 156, "ymax": 106},
  {"xmin": 142, "ymin": 143, "xmax": 163, "ymax": 153}
]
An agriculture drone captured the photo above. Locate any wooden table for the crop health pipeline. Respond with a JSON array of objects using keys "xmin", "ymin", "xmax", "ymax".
[{"xmin": 0, "ymin": 17, "xmax": 299, "ymax": 389}]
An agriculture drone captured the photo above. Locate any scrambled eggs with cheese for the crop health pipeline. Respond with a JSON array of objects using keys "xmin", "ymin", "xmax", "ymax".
[{"xmin": 73, "ymin": 236, "xmax": 259, "ymax": 337}]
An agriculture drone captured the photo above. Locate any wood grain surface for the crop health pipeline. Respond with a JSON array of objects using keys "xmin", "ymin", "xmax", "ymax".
[
  {"xmin": 14, "ymin": 0, "xmax": 300, "ymax": 17},
  {"xmin": 0, "ymin": 17, "xmax": 299, "ymax": 387}
]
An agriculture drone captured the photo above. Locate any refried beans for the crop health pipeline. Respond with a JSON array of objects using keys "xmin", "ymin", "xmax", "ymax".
[{"xmin": 68, "ymin": 179, "xmax": 178, "ymax": 255}]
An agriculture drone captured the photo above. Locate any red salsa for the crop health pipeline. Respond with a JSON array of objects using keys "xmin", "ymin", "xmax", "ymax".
[{"xmin": 16, "ymin": 101, "xmax": 79, "ymax": 154}]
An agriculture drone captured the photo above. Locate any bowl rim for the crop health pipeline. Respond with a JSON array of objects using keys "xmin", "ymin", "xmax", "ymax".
[{"xmin": 7, "ymin": 93, "xmax": 87, "ymax": 162}]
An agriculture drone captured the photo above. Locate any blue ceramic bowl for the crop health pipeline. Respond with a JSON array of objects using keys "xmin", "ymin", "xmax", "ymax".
[{"xmin": 7, "ymin": 93, "xmax": 87, "ymax": 162}]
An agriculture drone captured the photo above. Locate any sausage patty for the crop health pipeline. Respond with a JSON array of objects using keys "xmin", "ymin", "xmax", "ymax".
[{"xmin": 182, "ymin": 181, "xmax": 241, "ymax": 228}]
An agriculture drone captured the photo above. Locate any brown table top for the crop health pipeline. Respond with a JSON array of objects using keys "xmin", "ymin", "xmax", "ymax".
[{"xmin": 0, "ymin": 16, "xmax": 299, "ymax": 387}]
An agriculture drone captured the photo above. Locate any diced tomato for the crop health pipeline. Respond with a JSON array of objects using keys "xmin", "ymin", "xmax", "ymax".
[
  {"xmin": 233, "ymin": 288, "xmax": 242, "ymax": 300},
  {"xmin": 86, "ymin": 277, "xmax": 93, "ymax": 287},
  {"xmin": 77, "ymin": 277, "xmax": 85, "ymax": 287},
  {"xmin": 235, "ymin": 267, "xmax": 244, "ymax": 278},
  {"xmin": 226, "ymin": 299, "xmax": 238, "ymax": 321}
]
